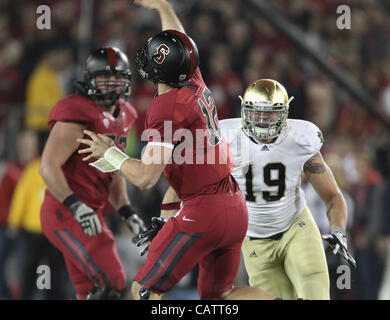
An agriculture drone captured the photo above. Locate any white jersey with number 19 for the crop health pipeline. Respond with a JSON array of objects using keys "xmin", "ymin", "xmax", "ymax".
[{"xmin": 219, "ymin": 118, "xmax": 324, "ymax": 238}]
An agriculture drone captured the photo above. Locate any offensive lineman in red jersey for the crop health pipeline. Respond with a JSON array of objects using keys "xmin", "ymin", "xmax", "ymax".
[
  {"xmin": 39, "ymin": 47, "xmax": 146, "ymax": 300},
  {"xmin": 78, "ymin": 0, "xmax": 275, "ymax": 300}
]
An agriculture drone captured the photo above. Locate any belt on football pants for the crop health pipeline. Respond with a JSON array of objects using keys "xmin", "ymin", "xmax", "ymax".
[{"xmin": 249, "ymin": 231, "xmax": 284, "ymax": 241}]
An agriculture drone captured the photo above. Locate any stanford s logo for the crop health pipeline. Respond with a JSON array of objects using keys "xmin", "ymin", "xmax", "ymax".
[{"xmin": 153, "ymin": 44, "xmax": 170, "ymax": 64}]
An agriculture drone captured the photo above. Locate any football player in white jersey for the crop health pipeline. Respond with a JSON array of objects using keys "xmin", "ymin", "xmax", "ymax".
[{"xmin": 219, "ymin": 79, "xmax": 356, "ymax": 300}]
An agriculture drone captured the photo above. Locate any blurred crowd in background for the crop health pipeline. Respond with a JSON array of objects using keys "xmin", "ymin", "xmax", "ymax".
[{"xmin": 0, "ymin": 0, "xmax": 389, "ymax": 300}]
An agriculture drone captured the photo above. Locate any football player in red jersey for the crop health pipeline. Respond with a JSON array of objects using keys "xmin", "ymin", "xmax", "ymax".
[
  {"xmin": 39, "ymin": 47, "xmax": 146, "ymax": 300},
  {"xmin": 78, "ymin": 0, "xmax": 275, "ymax": 300}
]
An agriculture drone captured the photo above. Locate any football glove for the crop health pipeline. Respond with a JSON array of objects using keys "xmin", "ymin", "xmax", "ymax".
[
  {"xmin": 118, "ymin": 205, "xmax": 146, "ymax": 240},
  {"xmin": 64, "ymin": 194, "xmax": 102, "ymax": 237},
  {"xmin": 322, "ymin": 226, "xmax": 356, "ymax": 268},
  {"xmin": 136, "ymin": 217, "xmax": 167, "ymax": 256}
]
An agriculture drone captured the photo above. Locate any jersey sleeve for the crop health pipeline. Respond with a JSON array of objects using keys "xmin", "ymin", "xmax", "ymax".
[
  {"xmin": 295, "ymin": 121, "xmax": 324, "ymax": 157},
  {"xmin": 144, "ymin": 99, "xmax": 189, "ymax": 148},
  {"xmin": 189, "ymin": 67, "xmax": 204, "ymax": 87},
  {"xmin": 48, "ymin": 96, "xmax": 97, "ymax": 130}
]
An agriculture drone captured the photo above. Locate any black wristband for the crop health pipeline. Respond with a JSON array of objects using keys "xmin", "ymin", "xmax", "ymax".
[
  {"xmin": 63, "ymin": 194, "xmax": 81, "ymax": 215},
  {"xmin": 118, "ymin": 205, "xmax": 137, "ymax": 220}
]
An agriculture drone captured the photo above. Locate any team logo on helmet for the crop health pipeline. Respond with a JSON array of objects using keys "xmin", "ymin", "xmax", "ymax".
[{"xmin": 153, "ymin": 44, "xmax": 170, "ymax": 64}]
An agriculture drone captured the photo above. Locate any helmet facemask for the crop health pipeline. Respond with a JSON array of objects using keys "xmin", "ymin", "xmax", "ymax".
[
  {"xmin": 240, "ymin": 96, "xmax": 293, "ymax": 143},
  {"xmin": 135, "ymin": 48, "xmax": 149, "ymax": 79},
  {"xmin": 135, "ymin": 40, "xmax": 166, "ymax": 85},
  {"xmin": 86, "ymin": 71, "xmax": 131, "ymax": 108},
  {"xmin": 81, "ymin": 47, "xmax": 132, "ymax": 108}
]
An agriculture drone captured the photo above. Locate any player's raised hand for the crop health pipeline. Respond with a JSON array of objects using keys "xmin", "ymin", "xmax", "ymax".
[
  {"xmin": 133, "ymin": 0, "xmax": 167, "ymax": 10},
  {"xmin": 77, "ymin": 129, "xmax": 114, "ymax": 161},
  {"xmin": 322, "ymin": 227, "xmax": 357, "ymax": 268}
]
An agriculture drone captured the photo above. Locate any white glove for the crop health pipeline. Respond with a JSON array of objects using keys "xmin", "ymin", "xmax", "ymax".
[
  {"xmin": 322, "ymin": 226, "xmax": 356, "ymax": 268},
  {"xmin": 64, "ymin": 195, "xmax": 102, "ymax": 237}
]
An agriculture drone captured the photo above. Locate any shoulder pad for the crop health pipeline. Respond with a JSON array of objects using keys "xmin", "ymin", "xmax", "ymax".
[
  {"xmin": 49, "ymin": 94, "xmax": 98, "ymax": 129},
  {"xmin": 288, "ymin": 119, "xmax": 323, "ymax": 155}
]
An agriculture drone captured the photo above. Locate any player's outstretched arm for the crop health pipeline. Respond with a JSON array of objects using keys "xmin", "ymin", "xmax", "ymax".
[
  {"xmin": 121, "ymin": 143, "xmax": 172, "ymax": 189},
  {"xmin": 303, "ymin": 152, "xmax": 347, "ymax": 231},
  {"xmin": 133, "ymin": 0, "xmax": 185, "ymax": 33},
  {"xmin": 78, "ymin": 130, "xmax": 172, "ymax": 190},
  {"xmin": 304, "ymin": 152, "xmax": 356, "ymax": 267}
]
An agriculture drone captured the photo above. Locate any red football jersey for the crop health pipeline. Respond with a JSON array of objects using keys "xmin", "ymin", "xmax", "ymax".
[
  {"xmin": 46, "ymin": 94, "xmax": 137, "ymax": 210},
  {"xmin": 145, "ymin": 68, "xmax": 235, "ymax": 200}
]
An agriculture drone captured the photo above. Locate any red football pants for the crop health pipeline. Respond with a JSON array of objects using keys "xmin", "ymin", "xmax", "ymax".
[
  {"xmin": 134, "ymin": 190, "xmax": 248, "ymax": 299},
  {"xmin": 40, "ymin": 193, "xmax": 125, "ymax": 299}
]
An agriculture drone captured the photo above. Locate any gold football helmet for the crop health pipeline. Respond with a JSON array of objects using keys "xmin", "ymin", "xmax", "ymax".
[{"xmin": 240, "ymin": 79, "xmax": 294, "ymax": 142}]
